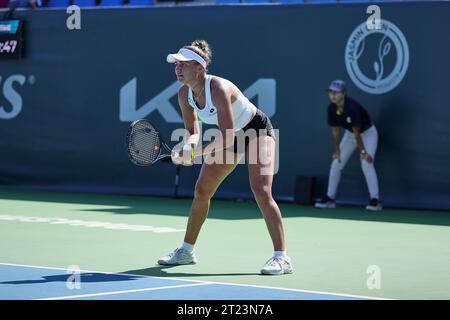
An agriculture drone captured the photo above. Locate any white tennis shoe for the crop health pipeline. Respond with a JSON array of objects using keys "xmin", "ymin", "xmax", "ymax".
[
  {"xmin": 157, "ymin": 248, "xmax": 197, "ymax": 265},
  {"xmin": 260, "ymin": 256, "xmax": 294, "ymax": 275}
]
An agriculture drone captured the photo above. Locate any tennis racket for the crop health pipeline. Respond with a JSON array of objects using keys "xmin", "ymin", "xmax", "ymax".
[{"xmin": 126, "ymin": 119, "xmax": 173, "ymax": 166}]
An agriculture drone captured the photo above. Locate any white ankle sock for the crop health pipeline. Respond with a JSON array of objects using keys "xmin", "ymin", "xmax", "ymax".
[
  {"xmin": 274, "ymin": 251, "xmax": 287, "ymax": 258},
  {"xmin": 180, "ymin": 242, "xmax": 194, "ymax": 253}
]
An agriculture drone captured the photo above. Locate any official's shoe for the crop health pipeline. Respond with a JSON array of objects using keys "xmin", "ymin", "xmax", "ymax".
[
  {"xmin": 157, "ymin": 248, "xmax": 197, "ymax": 265},
  {"xmin": 260, "ymin": 256, "xmax": 294, "ymax": 275},
  {"xmin": 315, "ymin": 195, "xmax": 336, "ymax": 209},
  {"xmin": 366, "ymin": 198, "xmax": 383, "ymax": 211}
]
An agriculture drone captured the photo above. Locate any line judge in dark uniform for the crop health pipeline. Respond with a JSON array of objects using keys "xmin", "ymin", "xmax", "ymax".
[{"xmin": 315, "ymin": 80, "xmax": 382, "ymax": 211}]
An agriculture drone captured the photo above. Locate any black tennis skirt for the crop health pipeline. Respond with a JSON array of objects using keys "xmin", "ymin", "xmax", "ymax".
[{"xmin": 228, "ymin": 109, "xmax": 275, "ymax": 154}]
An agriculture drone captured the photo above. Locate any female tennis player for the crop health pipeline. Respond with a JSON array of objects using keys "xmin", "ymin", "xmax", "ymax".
[{"xmin": 157, "ymin": 40, "xmax": 293, "ymax": 275}]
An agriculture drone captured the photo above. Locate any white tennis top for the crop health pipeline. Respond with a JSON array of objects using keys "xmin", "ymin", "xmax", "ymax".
[{"xmin": 187, "ymin": 75, "xmax": 255, "ymax": 130}]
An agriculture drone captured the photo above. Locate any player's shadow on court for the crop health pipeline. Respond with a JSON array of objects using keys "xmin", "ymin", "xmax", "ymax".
[
  {"xmin": 0, "ymin": 273, "xmax": 143, "ymax": 285},
  {"xmin": 124, "ymin": 266, "xmax": 260, "ymax": 278}
]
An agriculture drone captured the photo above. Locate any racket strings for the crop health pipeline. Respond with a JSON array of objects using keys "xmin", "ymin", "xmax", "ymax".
[{"xmin": 129, "ymin": 121, "xmax": 161, "ymax": 165}]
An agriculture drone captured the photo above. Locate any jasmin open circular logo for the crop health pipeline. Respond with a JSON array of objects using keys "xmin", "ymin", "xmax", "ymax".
[{"xmin": 345, "ymin": 20, "xmax": 409, "ymax": 94}]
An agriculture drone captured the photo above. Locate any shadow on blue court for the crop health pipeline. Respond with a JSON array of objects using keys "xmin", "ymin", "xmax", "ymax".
[
  {"xmin": 125, "ymin": 265, "xmax": 261, "ymax": 278},
  {"xmin": 0, "ymin": 272, "xmax": 143, "ymax": 285},
  {"xmin": 0, "ymin": 263, "xmax": 369, "ymax": 300}
]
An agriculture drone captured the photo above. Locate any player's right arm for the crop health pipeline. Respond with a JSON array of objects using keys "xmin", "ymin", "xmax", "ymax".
[
  {"xmin": 178, "ymin": 85, "xmax": 200, "ymax": 145},
  {"xmin": 172, "ymin": 86, "xmax": 200, "ymax": 165}
]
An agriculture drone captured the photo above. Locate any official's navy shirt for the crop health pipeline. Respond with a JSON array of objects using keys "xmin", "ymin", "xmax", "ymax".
[{"xmin": 327, "ymin": 97, "xmax": 372, "ymax": 132}]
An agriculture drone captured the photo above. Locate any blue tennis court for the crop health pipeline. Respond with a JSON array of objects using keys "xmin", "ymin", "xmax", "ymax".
[{"xmin": 0, "ymin": 263, "xmax": 381, "ymax": 300}]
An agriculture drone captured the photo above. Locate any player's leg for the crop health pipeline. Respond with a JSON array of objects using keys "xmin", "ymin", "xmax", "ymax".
[
  {"xmin": 247, "ymin": 135, "xmax": 293, "ymax": 275},
  {"xmin": 184, "ymin": 149, "xmax": 243, "ymax": 244},
  {"xmin": 248, "ymin": 135, "xmax": 284, "ymax": 251},
  {"xmin": 360, "ymin": 126, "xmax": 382, "ymax": 211},
  {"xmin": 158, "ymin": 149, "xmax": 243, "ymax": 265}
]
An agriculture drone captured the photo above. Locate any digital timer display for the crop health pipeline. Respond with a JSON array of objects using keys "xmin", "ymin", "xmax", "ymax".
[{"xmin": 0, "ymin": 20, "xmax": 23, "ymax": 59}]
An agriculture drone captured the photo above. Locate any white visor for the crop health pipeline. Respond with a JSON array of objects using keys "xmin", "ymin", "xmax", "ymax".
[{"xmin": 166, "ymin": 48, "xmax": 207, "ymax": 69}]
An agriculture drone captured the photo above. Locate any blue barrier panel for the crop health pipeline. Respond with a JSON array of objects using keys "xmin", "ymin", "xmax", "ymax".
[
  {"xmin": 46, "ymin": 0, "xmax": 69, "ymax": 6},
  {"xmin": 1, "ymin": 2, "xmax": 450, "ymax": 210}
]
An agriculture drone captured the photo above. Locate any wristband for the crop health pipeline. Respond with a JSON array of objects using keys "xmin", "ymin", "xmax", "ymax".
[{"xmin": 183, "ymin": 144, "xmax": 195, "ymax": 159}]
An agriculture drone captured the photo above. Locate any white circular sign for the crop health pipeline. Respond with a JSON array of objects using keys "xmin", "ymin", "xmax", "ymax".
[{"xmin": 345, "ymin": 20, "xmax": 409, "ymax": 95}]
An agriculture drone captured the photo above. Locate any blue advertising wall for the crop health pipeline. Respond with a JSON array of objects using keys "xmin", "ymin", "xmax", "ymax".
[{"xmin": 1, "ymin": 2, "xmax": 449, "ymax": 210}]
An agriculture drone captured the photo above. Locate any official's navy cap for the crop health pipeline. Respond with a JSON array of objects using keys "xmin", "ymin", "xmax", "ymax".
[{"xmin": 328, "ymin": 80, "xmax": 346, "ymax": 92}]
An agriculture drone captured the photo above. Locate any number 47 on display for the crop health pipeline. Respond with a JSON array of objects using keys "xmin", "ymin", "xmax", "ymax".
[{"xmin": 0, "ymin": 41, "xmax": 17, "ymax": 53}]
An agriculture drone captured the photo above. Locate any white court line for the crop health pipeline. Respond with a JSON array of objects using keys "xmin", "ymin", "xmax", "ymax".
[
  {"xmin": 0, "ymin": 214, "xmax": 185, "ymax": 233},
  {"xmin": 0, "ymin": 262, "xmax": 392, "ymax": 300},
  {"xmin": 36, "ymin": 283, "xmax": 210, "ymax": 300}
]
